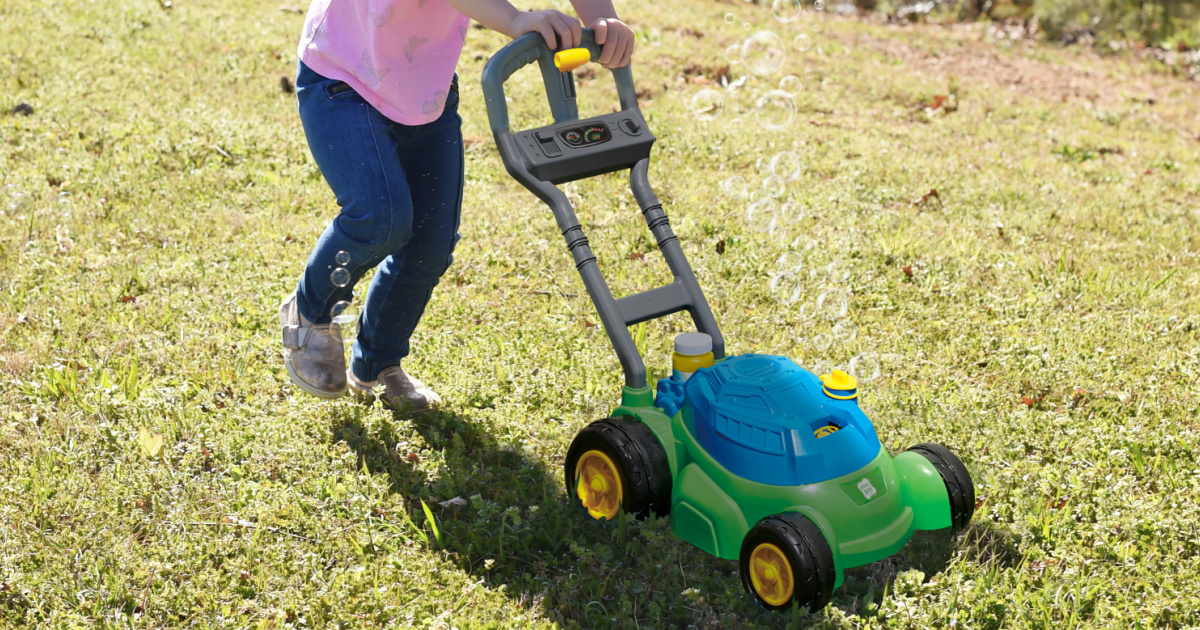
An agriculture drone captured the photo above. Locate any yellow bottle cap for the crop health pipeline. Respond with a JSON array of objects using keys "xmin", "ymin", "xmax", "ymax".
[
  {"xmin": 554, "ymin": 48, "xmax": 591, "ymax": 73},
  {"xmin": 820, "ymin": 369, "xmax": 858, "ymax": 390},
  {"xmin": 820, "ymin": 369, "xmax": 859, "ymax": 400}
]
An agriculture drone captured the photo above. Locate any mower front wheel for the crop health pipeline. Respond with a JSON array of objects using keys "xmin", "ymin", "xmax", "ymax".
[
  {"xmin": 564, "ymin": 416, "xmax": 671, "ymax": 521},
  {"xmin": 739, "ymin": 512, "xmax": 836, "ymax": 613}
]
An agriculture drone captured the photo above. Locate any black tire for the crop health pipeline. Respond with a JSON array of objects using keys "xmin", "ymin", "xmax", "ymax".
[
  {"xmin": 739, "ymin": 512, "xmax": 835, "ymax": 613},
  {"xmin": 564, "ymin": 416, "xmax": 672, "ymax": 520},
  {"xmin": 907, "ymin": 443, "xmax": 975, "ymax": 532}
]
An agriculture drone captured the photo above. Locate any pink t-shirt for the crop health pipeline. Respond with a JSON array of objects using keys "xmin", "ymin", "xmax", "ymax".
[{"xmin": 298, "ymin": 0, "xmax": 470, "ymax": 125}]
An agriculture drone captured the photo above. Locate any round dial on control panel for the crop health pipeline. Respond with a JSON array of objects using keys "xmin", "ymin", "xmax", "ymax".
[
  {"xmin": 564, "ymin": 130, "xmax": 583, "ymax": 145},
  {"xmin": 584, "ymin": 126, "xmax": 606, "ymax": 142}
]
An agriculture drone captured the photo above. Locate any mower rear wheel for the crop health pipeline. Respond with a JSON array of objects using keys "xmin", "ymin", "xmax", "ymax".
[
  {"xmin": 907, "ymin": 443, "xmax": 976, "ymax": 531},
  {"xmin": 739, "ymin": 512, "xmax": 835, "ymax": 613},
  {"xmin": 564, "ymin": 416, "xmax": 671, "ymax": 520}
]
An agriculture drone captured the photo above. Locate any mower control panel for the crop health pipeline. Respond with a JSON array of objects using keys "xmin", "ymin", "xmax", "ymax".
[
  {"xmin": 514, "ymin": 110, "xmax": 655, "ymax": 185},
  {"xmin": 560, "ymin": 123, "xmax": 611, "ymax": 147}
]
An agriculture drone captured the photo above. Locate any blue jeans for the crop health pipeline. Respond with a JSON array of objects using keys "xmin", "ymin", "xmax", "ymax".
[{"xmin": 294, "ymin": 61, "xmax": 463, "ymax": 382}]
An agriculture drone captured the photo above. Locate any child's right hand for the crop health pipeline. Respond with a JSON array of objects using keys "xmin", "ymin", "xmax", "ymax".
[{"xmin": 508, "ymin": 9, "xmax": 582, "ymax": 50}]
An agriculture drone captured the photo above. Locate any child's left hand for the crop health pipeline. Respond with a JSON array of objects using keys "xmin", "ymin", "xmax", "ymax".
[{"xmin": 589, "ymin": 18, "xmax": 635, "ymax": 68}]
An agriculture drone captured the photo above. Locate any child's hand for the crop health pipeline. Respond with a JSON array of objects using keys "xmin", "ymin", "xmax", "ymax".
[
  {"xmin": 589, "ymin": 18, "xmax": 634, "ymax": 68},
  {"xmin": 509, "ymin": 10, "xmax": 582, "ymax": 50}
]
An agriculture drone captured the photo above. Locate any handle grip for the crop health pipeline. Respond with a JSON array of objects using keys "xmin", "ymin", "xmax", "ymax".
[{"xmin": 482, "ymin": 28, "xmax": 640, "ymax": 134}]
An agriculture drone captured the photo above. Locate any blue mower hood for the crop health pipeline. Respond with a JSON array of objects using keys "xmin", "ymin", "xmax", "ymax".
[{"xmin": 682, "ymin": 354, "xmax": 881, "ymax": 486}]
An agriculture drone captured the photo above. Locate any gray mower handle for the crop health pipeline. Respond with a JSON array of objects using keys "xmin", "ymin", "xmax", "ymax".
[{"xmin": 481, "ymin": 28, "xmax": 640, "ymax": 134}]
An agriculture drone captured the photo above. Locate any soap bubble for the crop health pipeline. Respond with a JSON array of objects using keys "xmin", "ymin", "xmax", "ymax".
[
  {"xmin": 798, "ymin": 301, "xmax": 816, "ymax": 321},
  {"xmin": 776, "ymin": 250, "xmax": 804, "ymax": 273},
  {"xmin": 792, "ymin": 235, "xmax": 818, "ymax": 252},
  {"xmin": 331, "ymin": 268, "xmax": 351, "ymax": 288},
  {"xmin": 741, "ymin": 31, "xmax": 787, "ymax": 76},
  {"xmin": 335, "ymin": 250, "xmax": 351, "ymax": 266},
  {"xmin": 770, "ymin": 151, "xmax": 802, "ymax": 181},
  {"xmin": 808, "ymin": 263, "xmax": 829, "ymax": 284},
  {"xmin": 336, "ymin": 317, "xmax": 359, "ymax": 345},
  {"xmin": 331, "ymin": 302, "xmax": 359, "ymax": 344},
  {"xmin": 744, "ymin": 23, "xmax": 752, "ymax": 31},
  {"xmin": 8, "ymin": 193, "xmax": 29, "ymax": 212},
  {"xmin": 761, "ymin": 175, "xmax": 785, "ymax": 198},
  {"xmin": 832, "ymin": 318, "xmax": 858, "ymax": 343},
  {"xmin": 725, "ymin": 44, "xmax": 743, "ymax": 63},
  {"xmin": 812, "ymin": 332, "xmax": 833, "ymax": 351},
  {"xmin": 827, "ymin": 259, "xmax": 850, "ymax": 284},
  {"xmin": 54, "ymin": 191, "xmax": 73, "ymax": 209},
  {"xmin": 4, "ymin": 185, "xmax": 30, "ymax": 212},
  {"xmin": 794, "ymin": 34, "xmax": 813, "ymax": 52},
  {"xmin": 691, "ymin": 89, "xmax": 723, "ymax": 121},
  {"xmin": 756, "ymin": 156, "xmax": 773, "ymax": 173},
  {"xmin": 725, "ymin": 12, "xmax": 736, "ymax": 23},
  {"xmin": 813, "ymin": 0, "xmax": 826, "ymax": 10},
  {"xmin": 771, "ymin": 0, "xmax": 801, "ymax": 23},
  {"xmin": 849, "ymin": 352, "xmax": 881, "ymax": 383},
  {"xmin": 768, "ymin": 271, "xmax": 802, "ymax": 304},
  {"xmin": 811, "ymin": 359, "xmax": 835, "ymax": 378},
  {"xmin": 746, "ymin": 198, "xmax": 779, "ymax": 232},
  {"xmin": 779, "ymin": 74, "xmax": 802, "ymax": 95},
  {"xmin": 777, "ymin": 201, "xmax": 804, "ymax": 224},
  {"xmin": 754, "ymin": 90, "xmax": 796, "ymax": 131},
  {"xmin": 812, "ymin": 23, "xmax": 822, "ymax": 32},
  {"xmin": 721, "ymin": 175, "xmax": 747, "ymax": 199},
  {"xmin": 817, "ymin": 289, "xmax": 849, "ymax": 320},
  {"xmin": 728, "ymin": 117, "xmax": 744, "ymax": 130}
]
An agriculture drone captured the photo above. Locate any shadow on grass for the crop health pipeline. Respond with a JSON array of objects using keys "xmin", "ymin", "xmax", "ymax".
[
  {"xmin": 332, "ymin": 406, "xmax": 1010, "ymax": 629},
  {"xmin": 835, "ymin": 520, "xmax": 1022, "ymax": 620},
  {"xmin": 330, "ymin": 405, "xmax": 827, "ymax": 629}
]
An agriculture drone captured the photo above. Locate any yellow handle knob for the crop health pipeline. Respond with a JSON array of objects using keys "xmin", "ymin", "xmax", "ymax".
[{"xmin": 554, "ymin": 48, "xmax": 591, "ymax": 72}]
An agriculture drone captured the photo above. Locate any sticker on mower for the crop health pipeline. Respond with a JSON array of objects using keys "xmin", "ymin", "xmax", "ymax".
[{"xmin": 840, "ymin": 467, "xmax": 886, "ymax": 505}]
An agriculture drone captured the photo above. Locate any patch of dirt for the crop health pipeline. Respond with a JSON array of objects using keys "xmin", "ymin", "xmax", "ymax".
[
  {"xmin": 0, "ymin": 351, "xmax": 31, "ymax": 375},
  {"xmin": 834, "ymin": 21, "xmax": 1199, "ymax": 115}
]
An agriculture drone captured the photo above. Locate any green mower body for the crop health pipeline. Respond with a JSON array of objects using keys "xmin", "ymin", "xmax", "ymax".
[{"xmin": 481, "ymin": 31, "xmax": 976, "ymax": 612}]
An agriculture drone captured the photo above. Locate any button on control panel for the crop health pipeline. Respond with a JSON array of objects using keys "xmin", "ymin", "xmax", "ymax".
[{"xmin": 534, "ymin": 129, "xmax": 562, "ymax": 157}]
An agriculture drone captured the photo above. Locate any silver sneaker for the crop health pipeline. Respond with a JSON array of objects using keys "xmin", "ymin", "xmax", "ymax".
[
  {"xmin": 348, "ymin": 365, "xmax": 441, "ymax": 410},
  {"xmin": 280, "ymin": 292, "xmax": 347, "ymax": 398}
]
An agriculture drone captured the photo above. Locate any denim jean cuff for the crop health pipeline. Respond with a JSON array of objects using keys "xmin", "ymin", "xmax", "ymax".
[
  {"xmin": 295, "ymin": 283, "xmax": 330, "ymax": 326},
  {"xmin": 351, "ymin": 358, "xmax": 400, "ymax": 384}
]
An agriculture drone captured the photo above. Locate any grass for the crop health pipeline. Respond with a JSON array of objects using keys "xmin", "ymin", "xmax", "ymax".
[{"xmin": 2, "ymin": 0, "xmax": 1199, "ymax": 628}]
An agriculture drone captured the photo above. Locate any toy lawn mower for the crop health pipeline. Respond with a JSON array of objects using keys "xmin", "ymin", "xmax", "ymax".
[{"xmin": 481, "ymin": 30, "xmax": 975, "ymax": 613}]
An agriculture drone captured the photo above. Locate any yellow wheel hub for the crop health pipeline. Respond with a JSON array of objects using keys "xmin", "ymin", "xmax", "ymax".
[
  {"xmin": 749, "ymin": 543, "xmax": 794, "ymax": 607},
  {"xmin": 575, "ymin": 450, "xmax": 623, "ymax": 520}
]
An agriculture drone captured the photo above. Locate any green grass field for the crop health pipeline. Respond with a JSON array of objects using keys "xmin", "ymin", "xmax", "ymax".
[{"xmin": 2, "ymin": 0, "xmax": 1199, "ymax": 627}]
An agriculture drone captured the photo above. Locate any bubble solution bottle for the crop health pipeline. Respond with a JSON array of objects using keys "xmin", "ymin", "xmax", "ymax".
[{"xmin": 672, "ymin": 332, "xmax": 714, "ymax": 382}]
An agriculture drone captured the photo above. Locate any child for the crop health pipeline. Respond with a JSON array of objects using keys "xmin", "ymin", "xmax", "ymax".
[{"xmin": 280, "ymin": 0, "xmax": 635, "ymax": 409}]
